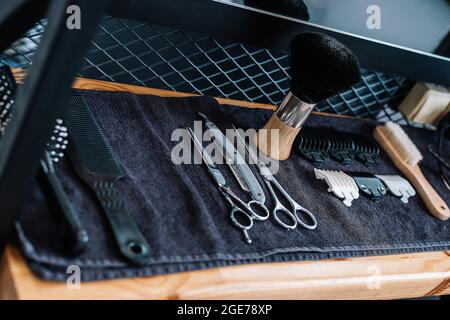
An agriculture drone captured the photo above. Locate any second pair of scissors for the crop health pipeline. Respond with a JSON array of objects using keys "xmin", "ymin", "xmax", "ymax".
[
  {"xmin": 234, "ymin": 126, "xmax": 318, "ymax": 231},
  {"xmin": 187, "ymin": 127, "xmax": 269, "ymax": 244}
]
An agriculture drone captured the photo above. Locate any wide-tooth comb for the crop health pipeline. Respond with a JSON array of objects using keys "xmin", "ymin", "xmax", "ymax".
[
  {"xmin": 374, "ymin": 122, "xmax": 449, "ymax": 220},
  {"xmin": 0, "ymin": 65, "xmax": 89, "ymax": 254},
  {"xmin": 41, "ymin": 118, "xmax": 89, "ymax": 254},
  {"xmin": 47, "ymin": 119, "xmax": 69, "ymax": 162},
  {"xmin": 0, "ymin": 67, "xmax": 16, "ymax": 134}
]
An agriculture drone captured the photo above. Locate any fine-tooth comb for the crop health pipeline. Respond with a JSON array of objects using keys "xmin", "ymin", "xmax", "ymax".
[{"xmin": 62, "ymin": 92, "xmax": 151, "ymax": 265}]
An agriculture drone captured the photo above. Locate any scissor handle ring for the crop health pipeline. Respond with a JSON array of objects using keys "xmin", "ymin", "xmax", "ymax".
[
  {"xmin": 293, "ymin": 206, "xmax": 318, "ymax": 230},
  {"xmin": 273, "ymin": 207, "xmax": 297, "ymax": 230},
  {"xmin": 247, "ymin": 200, "xmax": 270, "ymax": 221},
  {"xmin": 230, "ymin": 207, "xmax": 254, "ymax": 230}
]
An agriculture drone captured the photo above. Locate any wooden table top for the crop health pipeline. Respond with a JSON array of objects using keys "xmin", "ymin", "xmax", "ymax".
[{"xmin": 1, "ymin": 72, "xmax": 450, "ymax": 300}]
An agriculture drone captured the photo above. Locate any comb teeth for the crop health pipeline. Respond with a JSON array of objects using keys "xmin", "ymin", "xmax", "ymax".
[
  {"xmin": 46, "ymin": 119, "xmax": 69, "ymax": 162},
  {"xmin": 0, "ymin": 72, "xmax": 16, "ymax": 135},
  {"xmin": 0, "ymin": 67, "xmax": 68, "ymax": 162},
  {"xmin": 62, "ymin": 93, "xmax": 123, "ymax": 178},
  {"xmin": 380, "ymin": 122, "xmax": 423, "ymax": 165}
]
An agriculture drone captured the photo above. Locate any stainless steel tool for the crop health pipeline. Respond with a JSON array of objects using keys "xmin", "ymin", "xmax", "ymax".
[
  {"xmin": 198, "ymin": 112, "xmax": 266, "ymax": 204},
  {"xmin": 187, "ymin": 127, "xmax": 269, "ymax": 244},
  {"xmin": 234, "ymin": 126, "xmax": 318, "ymax": 230},
  {"xmin": 226, "ymin": 162, "xmax": 251, "ymax": 193}
]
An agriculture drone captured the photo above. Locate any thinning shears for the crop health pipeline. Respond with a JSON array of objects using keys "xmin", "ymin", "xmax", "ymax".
[{"xmin": 187, "ymin": 127, "xmax": 269, "ymax": 244}]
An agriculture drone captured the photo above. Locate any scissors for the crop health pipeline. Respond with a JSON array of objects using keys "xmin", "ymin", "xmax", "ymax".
[
  {"xmin": 234, "ymin": 126, "xmax": 318, "ymax": 231},
  {"xmin": 187, "ymin": 127, "xmax": 270, "ymax": 244}
]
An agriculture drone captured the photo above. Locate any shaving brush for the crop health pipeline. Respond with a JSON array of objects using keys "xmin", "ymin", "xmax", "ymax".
[{"xmin": 255, "ymin": 32, "xmax": 361, "ymax": 160}]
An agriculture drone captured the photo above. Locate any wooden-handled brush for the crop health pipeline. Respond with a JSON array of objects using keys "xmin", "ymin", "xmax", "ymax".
[
  {"xmin": 374, "ymin": 122, "xmax": 450, "ymax": 221},
  {"xmin": 254, "ymin": 32, "xmax": 361, "ymax": 160}
]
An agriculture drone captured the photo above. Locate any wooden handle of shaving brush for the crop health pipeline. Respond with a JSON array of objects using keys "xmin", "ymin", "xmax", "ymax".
[
  {"xmin": 254, "ymin": 113, "xmax": 301, "ymax": 160},
  {"xmin": 254, "ymin": 31, "xmax": 362, "ymax": 160}
]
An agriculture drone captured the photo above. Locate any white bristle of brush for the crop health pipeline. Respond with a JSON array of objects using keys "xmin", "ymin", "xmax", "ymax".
[{"xmin": 380, "ymin": 122, "xmax": 423, "ymax": 165}]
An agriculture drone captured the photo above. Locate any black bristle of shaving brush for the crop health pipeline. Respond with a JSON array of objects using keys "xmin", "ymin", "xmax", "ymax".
[
  {"xmin": 244, "ymin": 0, "xmax": 310, "ymax": 21},
  {"xmin": 289, "ymin": 32, "xmax": 361, "ymax": 104}
]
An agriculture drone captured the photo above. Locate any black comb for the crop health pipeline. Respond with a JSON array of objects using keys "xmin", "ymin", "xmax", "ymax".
[
  {"xmin": 62, "ymin": 93, "xmax": 151, "ymax": 265},
  {"xmin": 38, "ymin": 119, "xmax": 89, "ymax": 255}
]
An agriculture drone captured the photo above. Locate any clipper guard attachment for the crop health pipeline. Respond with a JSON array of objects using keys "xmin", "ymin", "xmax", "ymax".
[
  {"xmin": 352, "ymin": 135, "xmax": 379, "ymax": 168},
  {"xmin": 376, "ymin": 175, "xmax": 416, "ymax": 204},
  {"xmin": 329, "ymin": 134, "xmax": 355, "ymax": 166},
  {"xmin": 298, "ymin": 127, "xmax": 331, "ymax": 168},
  {"xmin": 314, "ymin": 169, "xmax": 360, "ymax": 207},
  {"xmin": 346, "ymin": 172, "xmax": 387, "ymax": 202},
  {"xmin": 297, "ymin": 126, "xmax": 379, "ymax": 168}
]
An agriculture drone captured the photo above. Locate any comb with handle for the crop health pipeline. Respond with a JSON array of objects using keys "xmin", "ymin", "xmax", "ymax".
[
  {"xmin": 1, "ymin": 65, "xmax": 88, "ymax": 254},
  {"xmin": 38, "ymin": 120, "xmax": 89, "ymax": 254},
  {"xmin": 374, "ymin": 122, "xmax": 449, "ymax": 221},
  {"xmin": 62, "ymin": 92, "xmax": 151, "ymax": 265}
]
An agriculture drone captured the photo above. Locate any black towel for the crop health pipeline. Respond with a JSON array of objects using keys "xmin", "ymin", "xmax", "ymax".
[{"xmin": 16, "ymin": 90, "xmax": 450, "ymax": 281}]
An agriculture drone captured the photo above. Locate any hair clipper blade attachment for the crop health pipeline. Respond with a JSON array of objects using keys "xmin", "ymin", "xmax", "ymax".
[
  {"xmin": 352, "ymin": 135, "xmax": 380, "ymax": 168},
  {"xmin": 298, "ymin": 126, "xmax": 380, "ymax": 168},
  {"xmin": 314, "ymin": 169, "xmax": 360, "ymax": 207},
  {"xmin": 346, "ymin": 172, "xmax": 387, "ymax": 202},
  {"xmin": 298, "ymin": 127, "xmax": 331, "ymax": 168},
  {"xmin": 329, "ymin": 132, "xmax": 355, "ymax": 166},
  {"xmin": 376, "ymin": 175, "xmax": 416, "ymax": 204}
]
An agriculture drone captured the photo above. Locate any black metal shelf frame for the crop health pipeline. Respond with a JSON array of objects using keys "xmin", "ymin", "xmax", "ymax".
[{"xmin": 0, "ymin": 0, "xmax": 448, "ymax": 251}]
